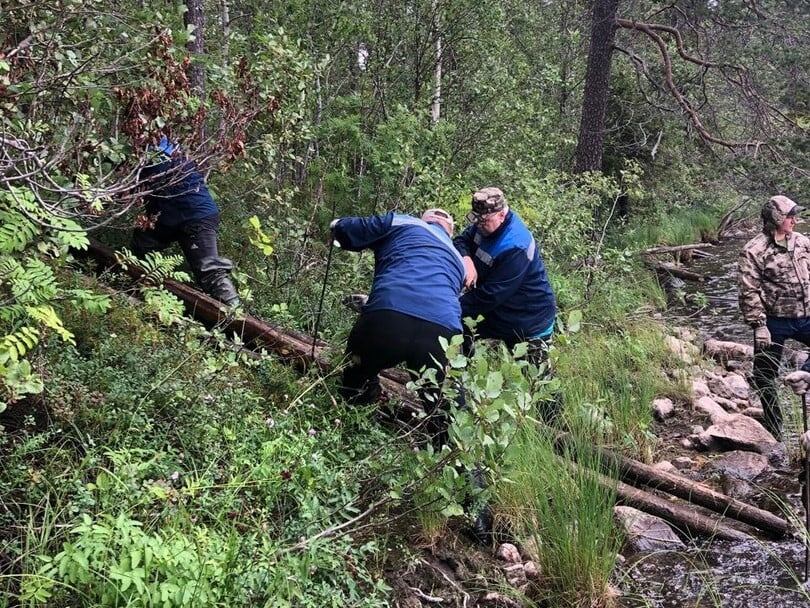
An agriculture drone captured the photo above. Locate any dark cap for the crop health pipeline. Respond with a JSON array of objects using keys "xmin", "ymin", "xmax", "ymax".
[{"xmin": 471, "ymin": 187, "xmax": 506, "ymax": 215}]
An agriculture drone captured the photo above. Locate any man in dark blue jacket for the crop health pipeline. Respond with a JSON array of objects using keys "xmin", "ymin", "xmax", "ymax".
[
  {"xmin": 130, "ymin": 138, "xmax": 240, "ymax": 306},
  {"xmin": 331, "ymin": 209, "xmax": 465, "ymax": 407},
  {"xmin": 454, "ymin": 187, "xmax": 557, "ymax": 361}
]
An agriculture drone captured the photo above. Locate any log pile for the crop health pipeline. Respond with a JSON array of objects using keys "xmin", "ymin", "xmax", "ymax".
[{"xmin": 82, "ymin": 239, "xmax": 793, "ymax": 542}]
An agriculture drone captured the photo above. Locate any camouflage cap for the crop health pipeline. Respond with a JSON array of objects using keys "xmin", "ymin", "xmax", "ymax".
[
  {"xmin": 762, "ymin": 195, "xmax": 804, "ymax": 226},
  {"xmin": 471, "ymin": 187, "xmax": 506, "ymax": 215}
]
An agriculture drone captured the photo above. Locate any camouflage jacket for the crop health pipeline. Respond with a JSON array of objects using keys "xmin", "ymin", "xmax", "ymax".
[{"xmin": 738, "ymin": 231, "xmax": 810, "ymax": 327}]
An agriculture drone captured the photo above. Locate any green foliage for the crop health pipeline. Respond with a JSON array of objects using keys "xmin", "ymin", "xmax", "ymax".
[
  {"xmin": 0, "ymin": 188, "xmax": 107, "ymax": 411},
  {"xmin": 496, "ymin": 425, "xmax": 620, "ymax": 608}
]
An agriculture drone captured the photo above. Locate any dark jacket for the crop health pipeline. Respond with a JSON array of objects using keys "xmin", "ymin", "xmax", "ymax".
[
  {"xmin": 454, "ymin": 210, "xmax": 556, "ymax": 342},
  {"xmin": 141, "ymin": 148, "xmax": 218, "ymax": 227},
  {"xmin": 333, "ymin": 212, "xmax": 465, "ymax": 332}
]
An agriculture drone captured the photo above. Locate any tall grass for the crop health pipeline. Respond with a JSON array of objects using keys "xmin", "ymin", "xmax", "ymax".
[
  {"xmin": 623, "ymin": 207, "xmax": 722, "ymax": 250},
  {"xmin": 496, "ymin": 424, "xmax": 621, "ymax": 608}
]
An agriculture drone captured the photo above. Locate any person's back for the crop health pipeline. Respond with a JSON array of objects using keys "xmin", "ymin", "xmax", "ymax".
[
  {"xmin": 331, "ymin": 209, "xmax": 464, "ymax": 407},
  {"xmin": 333, "ymin": 212, "xmax": 464, "ymax": 331}
]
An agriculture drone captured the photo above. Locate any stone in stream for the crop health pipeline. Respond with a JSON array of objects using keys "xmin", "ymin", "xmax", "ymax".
[
  {"xmin": 702, "ymin": 414, "xmax": 777, "ymax": 454},
  {"xmin": 705, "ymin": 371, "xmax": 751, "ymax": 402},
  {"xmin": 652, "ymin": 397, "xmax": 675, "ymax": 421},
  {"xmin": 706, "ymin": 450, "xmax": 769, "ymax": 499},
  {"xmin": 693, "ymin": 396, "xmax": 731, "ymax": 424},
  {"xmin": 614, "ymin": 506, "xmax": 686, "ymax": 553},
  {"xmin": 652, "ymin": 460, "xmax": 678, "ymax": 474},
  {"xmin": 707, "ymin": 450, "xmax": 769, "ymax": 480},
  {"xmin": 711, "ymin": 395, "xmax": 741, "ymax": 413}
]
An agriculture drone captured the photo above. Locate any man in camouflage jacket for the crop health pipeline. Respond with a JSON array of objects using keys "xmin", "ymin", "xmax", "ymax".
[{"xmin": 738, "ymin": 195, "xmax": 810, "ymax": 440}]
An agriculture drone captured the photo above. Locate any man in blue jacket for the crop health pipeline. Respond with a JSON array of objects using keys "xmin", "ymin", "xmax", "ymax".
[
  {"xmin": 454, "ymin": 187, "xmax": 557, "ymax": 362},
  {"xmin": 330, "ymin": 209, "xmax": 465, "ymax": 408},
  {"xmin": 130, "ymin": 138, "xmax": 240, "ymax": 306}
]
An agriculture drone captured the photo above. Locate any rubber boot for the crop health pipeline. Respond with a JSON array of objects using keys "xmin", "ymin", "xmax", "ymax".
[{"xmin": 198, "ymin": 256, "xmax": 240, "ymax": 306}]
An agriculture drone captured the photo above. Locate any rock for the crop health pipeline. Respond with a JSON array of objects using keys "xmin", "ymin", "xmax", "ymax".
[
  {"xmin": 665, "ymin": 335, "xmax": 699, "ymax": 365},
  {"xmin": 673, "ymin": 456, "xmax": 695, "ymax": 469},
  {"xmin": 480, "ymin": 591, "xmax": 524, "ymax": 607},
  {"xmin": 712, "ymin": 395, "xmax": 741, "ymax": 413},
  {"xmin": 502, "ymin": 563, "xmax": 527, "ymax": 588},
  {"xmin": 703, "ymin": 414, "xmax": 778, "ymax": 453},
  {"xmin": 721, "ymin": 477, "xmax": 754, "ymax": 499},
  {"xmin": 614, "ymin": 506, "xmax": 686, "ymax": 553},
  {"xmin": 690, "ymin": 425, "xmax": 705, "ymax": 435},
  {"xmin": 741, "ymin": 407, "xmax": 764, "ymax": 420},
  {"xmin": 725, "ymin": 360, "xmax": 744, "ymax": 372},
  {"xmin": 693, "ymin": 396, "xmax": 732, "ymax": 424},
  {"xmin": 496, "ymin": 543, "xmax": 521, "ymax": 564},
  {"xmin": 653, "ymin": 398, "xmax": 675, "ymax": 421},
  {"xmin": 708, "ymin": 450, "xmax": 768, "ymax": 481},
  {"xmin": 704, "ymin": 339, "xmax": 753, "ymax": 364},
  {"xmin": 680, "ymin": 438, "xmax": 694, "ymax": 449},
  {"xmin": 694, "ymin": 431, "xmax": 716, "ymax": 450},
  {"xmin": 692, "ymin": 379, "xmax": 711, "ymax": 398},
  {"xmin": 652, "ymin": 460, "xmax": 677, "ymax": 474},
  {"xmin": 522, "ymin": 561, "xmax": 539, "ymax": 579},
  {"xmin": 705, "ymin": 371, "xmax": 750, "ymax": 402}
]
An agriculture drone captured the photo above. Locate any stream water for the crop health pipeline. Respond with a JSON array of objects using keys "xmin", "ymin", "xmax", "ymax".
[{"xmin": 618, "ymin": 232, "xmax": 810, "ymax": 608}]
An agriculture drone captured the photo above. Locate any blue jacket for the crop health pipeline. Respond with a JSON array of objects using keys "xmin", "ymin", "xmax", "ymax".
[
  {"xmin": 333, "ymin": 212, "xmax": 465, "ymax": 332},
  {"xmin": 454, "ymin": 210, "xmax": 556, "ymax": 342},
  {"xmin": 141, "ymin": 141, "xmax": 218, "ymax": 226}
]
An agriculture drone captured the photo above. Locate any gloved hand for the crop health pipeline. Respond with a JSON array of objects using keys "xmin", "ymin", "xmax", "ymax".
[
  {"xmin": 462, "ymin": 256, "xmax": 477, "ymax": 289},
  {"xmin": 785, "ymin": 371, "xmax": 810, "ymax": 395},
  {"xmin": 329, "ymin": 218, "xmax": 341, "ymax": 248},
  {"xmin": 754, "ymin": 325, "xmax": 771, "ymax": 350}
]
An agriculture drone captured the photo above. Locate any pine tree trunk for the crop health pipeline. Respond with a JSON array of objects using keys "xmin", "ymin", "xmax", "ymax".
[
  {"xmin": 573, "ymin": 0, "xmax": 620, "ymax": 173},
  {"xmin": 185, "ymin": 0, "xmax": 205, "ymax": 98}
]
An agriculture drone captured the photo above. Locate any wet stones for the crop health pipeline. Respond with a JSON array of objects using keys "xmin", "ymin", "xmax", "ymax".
[
  {"xmin": 614, "ymin": 506, "xmax": 686, "ymax": 553},
  {"xmin": 708, "ymin": 450, "xmax": 768, "ymax": 481},
  {"xmin": 653, "ymin": 397, "xmax": 675, "ymax": 421},
  {"xmin": 702, "ymin": 414, "xmax": 777, "ymax": 454}
]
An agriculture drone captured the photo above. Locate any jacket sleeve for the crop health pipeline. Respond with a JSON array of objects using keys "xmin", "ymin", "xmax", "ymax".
[
  {"xmin": 453, "ymin": 225, "xmax": 477, "ymax": 258},
  {"xmin": 332, "ymin": 212, "xmax": 394, "ymax": 252},
  {"xmin": 738, "ymin": 248, "xmax": 766, "ymax": 327},
  {"xmin": 460, "ymin": 247, "xmax": 528, "ymax": 318}
]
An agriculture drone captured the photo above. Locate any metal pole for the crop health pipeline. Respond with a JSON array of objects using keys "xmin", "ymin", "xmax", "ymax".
[
  {"xmin": 802, "ymin": 393, "xmax": 810, "ymax": 583},
  {"xmin": 311, "ymin": 237, "xmax": 335, "ymax": 360}
]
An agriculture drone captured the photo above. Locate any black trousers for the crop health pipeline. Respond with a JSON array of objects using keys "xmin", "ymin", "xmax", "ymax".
[
  {"xmin": 752, "ymin": 316, "xmax": 810, "ymax": 441},
  {"xmin": 131, "ymin": 214, "xmax": 220, "ymax": 282},
  {"xmin": 343, "ymin": 310, "xmax": 466, "ymax": 447}
]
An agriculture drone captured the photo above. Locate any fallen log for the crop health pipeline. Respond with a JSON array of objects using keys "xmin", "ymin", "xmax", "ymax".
[
  {"xmin": 84, "ymin": 239, "xmax": 420, "ymax": 407},
  {"xmin": 571, "ymin": 441, "xmax": 788, "ymax": 538},
  {"xmin": 559, "ymin": 458, "xmax": 753, "ymax": 542},
  {"xmin": 643, "ymin": 259, "xmax": 706, "ymax": 282},
  {"xmin": 644, "ymin": 243, "xmax": 715, "ymax": 256}
]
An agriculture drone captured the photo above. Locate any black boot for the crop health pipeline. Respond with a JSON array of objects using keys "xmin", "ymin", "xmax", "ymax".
[{"xmin": 198, "ymin": 257, "xmax": 240, "ymax": 306}]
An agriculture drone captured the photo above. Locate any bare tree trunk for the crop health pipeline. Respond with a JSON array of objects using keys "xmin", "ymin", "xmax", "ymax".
[
  {"xmin": 430, "ymin": 0, "xmax": 442, "ymax": 126},
  {"xmin": 185, "ymin": 0, "xmax": 205, "ymax": 98},
  {"xmin": 573, "ymin": 0, "xmax": 620, "ymax": 173},
  {"xmin": 220, "ymin": 0, "xmax": 230, "ymax": 61}
]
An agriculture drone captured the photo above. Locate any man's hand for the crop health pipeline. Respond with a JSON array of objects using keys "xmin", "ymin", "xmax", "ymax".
[
  {"xmin": 462, "ymin": 255, "xmax": 477, "ymax": 289},
  {"xmin": 754, "ymin": 325, "xmax": 771, "ymax": 350},
  {"xmin": 785, "ymin": 371, "xmax": 810, "ymax": 395}
]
